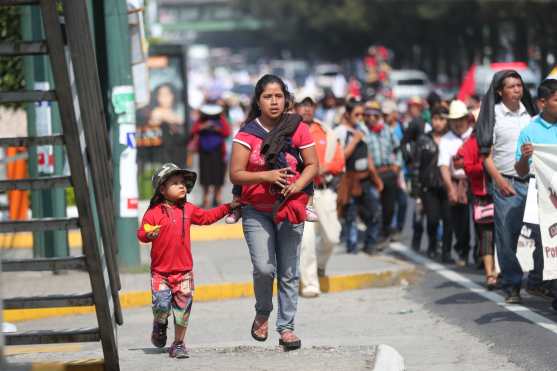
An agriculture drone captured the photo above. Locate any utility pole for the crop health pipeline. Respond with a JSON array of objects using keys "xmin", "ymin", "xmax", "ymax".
[
  {"xmin": 21, "ymin": 6, "xmax": 68, "ymax": 259},
  {"xmin": 92, "ymin": 0, "xmax": 141, "ymax": 268}
]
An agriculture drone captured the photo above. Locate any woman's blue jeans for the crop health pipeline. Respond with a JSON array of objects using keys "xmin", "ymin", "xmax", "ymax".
[{"xmin": 242, "ymin": 205, "xmax": 304, "ymax": 333}]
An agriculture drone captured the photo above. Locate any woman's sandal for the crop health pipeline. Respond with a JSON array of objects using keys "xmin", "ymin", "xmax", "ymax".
[
  {"xmin": 250, "ymin": 315, "xmax": 268, "ymax": 342},
  {"xmin": 486, "ymin": 275, "xmax": 498, "ymax": 291},
  {"xmin": 279, "ymin": 330, "xmax": 301, "ymax": 351}
]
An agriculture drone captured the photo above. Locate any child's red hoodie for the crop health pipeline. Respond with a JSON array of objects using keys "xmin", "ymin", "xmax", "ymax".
[{"xmin": 137, "ymin": 202, "xmax": 231, "ymax": 274}]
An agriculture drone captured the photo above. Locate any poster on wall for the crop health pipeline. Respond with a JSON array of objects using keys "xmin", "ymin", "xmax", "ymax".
[
  {"xmin": 136, "ymin": 46, "xmax": 188, "ymax": 168},
  {"xmin": 112, "ymin": 86, "xmax": 139, "ymax": 218}
]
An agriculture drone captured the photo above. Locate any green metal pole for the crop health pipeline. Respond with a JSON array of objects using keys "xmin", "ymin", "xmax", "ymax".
[
  {"xmin": 94, "ymin": 0, "xmax": 141, "ymax": 268},
  {"xmin": 22, "ymin": 6, "xmax": 68, "ymax": 259}
]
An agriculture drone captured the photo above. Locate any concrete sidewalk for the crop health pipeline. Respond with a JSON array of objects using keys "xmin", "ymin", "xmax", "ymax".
[{"xmin": 2, "ymin": 238, "xmax": 416, "ymax": 322}]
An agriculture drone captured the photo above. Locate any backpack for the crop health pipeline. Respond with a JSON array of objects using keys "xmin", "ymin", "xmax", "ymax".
[{"xmin": 345, "ymin": 129, "xmax": 369, "ymax": 172}]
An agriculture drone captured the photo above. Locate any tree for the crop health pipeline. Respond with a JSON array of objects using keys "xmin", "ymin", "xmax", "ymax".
[{"xmin": 0, "ymin": 6, "xmax": 24, "ymax": 109}]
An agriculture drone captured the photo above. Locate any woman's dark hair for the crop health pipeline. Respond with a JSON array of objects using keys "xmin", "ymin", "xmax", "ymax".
[
  {"xmin": 149, "ymin": 192, "xmax": 165, "ymax": 209},
  {"xmin": 538, "ymin": 79, "xmax": 557, "ymax": 100},
  {"xmin": 150, "ymin": 83, "xmax": 179, "ymax": 110},
  {"xmin": 426, "ymin": 91, "xmax": 441, "ymax": 110},
  {"xmin": 431, "ymin": 106, "xmax": 449, "ymax": 118},
  {"xmin": 244, "ymin": 74, "xmax": 291, "ymax": 124},
  {"xmin": 344, "ymin": 98, "xmax": 362, "ymax": 115}
]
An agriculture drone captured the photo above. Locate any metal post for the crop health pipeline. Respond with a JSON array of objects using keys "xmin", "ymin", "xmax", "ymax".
[
  {"xmin": 22, "ymin": 6, "xmax": 68, "ymax": 259},
  {"xmin": 93, "ymin": 0, "xmax": 141, "ymax": 268}
]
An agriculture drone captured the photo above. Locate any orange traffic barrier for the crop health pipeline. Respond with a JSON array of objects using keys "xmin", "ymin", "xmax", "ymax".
[{"xmin": 6, "ymin": 146, "xmax": 29, "ymax": 220}]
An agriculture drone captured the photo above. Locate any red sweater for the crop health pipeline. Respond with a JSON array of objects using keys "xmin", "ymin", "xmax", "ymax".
[
  {"xmin": 457, "ymin": 134, "xmax": 488, "ymax": 197},
  {"xmin": 137, "ymin": 202, "xmax": 231, "ymax": 274}
]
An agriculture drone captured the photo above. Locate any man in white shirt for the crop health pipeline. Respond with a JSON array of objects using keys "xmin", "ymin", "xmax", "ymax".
[
  {"xmin": 476, "ymin": 70, "xmax": 537, "ymax": 304},
  {"xmin": 438, "ymin": 100, "xmax": 473, "ymax": 266}
]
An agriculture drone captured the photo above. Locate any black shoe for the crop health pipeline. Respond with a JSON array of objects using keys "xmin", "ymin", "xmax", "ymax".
[
  {"xmin": 411, "ymin": 238, "xmax": 421, "ymax": 252},
  {"xmin": 441, "ymin": 254, "xmax": 454, "ymax": 264},
  {"xmin": 427, "ymin": 250, "xmax": 438, "ymax": 260},
  {"xmin": 390, "ymin": 231, "xmax": 402, "ymax": 242},
  {"xmin": 151, "ymin": 320, "xmax": 168, "ymax": 348},
  {"xmin": 526, "ymin": 286, "xmax": 553, "ymax": 300},
  {"xmin": 376, "ymin": 238, "xmax": 390, "ymax": 251},
  {"xmin": 363, "ymin": 247, "xmax": 377, "ymax": 256},
  {"xmin": 505, "ymin": 288, "xmax": 522, "ymax": 304}
]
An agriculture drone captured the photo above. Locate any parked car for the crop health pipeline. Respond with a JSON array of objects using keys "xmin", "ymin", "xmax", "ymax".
[
  {"xmin": 314, "ymin": 63, "xmax": 347, "ymax": 97},
  {"xmin": 389, "ymin": 69, "xmax": 432, "ymax": 101},
  {"xmin": 458, "ymin": 62, "xmax": 540, "ymax": 101}
]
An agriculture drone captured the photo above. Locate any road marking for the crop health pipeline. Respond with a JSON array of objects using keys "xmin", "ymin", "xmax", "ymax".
[{"xmin": 390, "ymin": 242, "xmax": 557, "ymax": 335}]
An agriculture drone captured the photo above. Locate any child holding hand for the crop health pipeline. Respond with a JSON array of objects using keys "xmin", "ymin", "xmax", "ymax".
[{"xmin": 137, "ymin": 163, "xmax": 239, "ymax": 359}]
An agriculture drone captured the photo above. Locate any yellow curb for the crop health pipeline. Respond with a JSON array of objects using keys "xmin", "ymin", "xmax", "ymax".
[
  {"xmin": 191, "ymin": 223, "xmax": 243, "ymax": 241},
  {"xmin": 3, "ymin": 267, "xmax": 415, "ymax": 323},
  {"xmin": 28, "ymin": 359, "xmax": 104, "ymax": 371},
  {"xmin": 0, "ymin": 224, "xmax": 244, "ymax": 249},
  {"xmin": 5, "ymin": 344, "xmax": 82, "ymax": 356}
]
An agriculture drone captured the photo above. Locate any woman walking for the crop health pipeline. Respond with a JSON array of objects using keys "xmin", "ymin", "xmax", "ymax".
[
  {"xmin": 334, "ymin": 99, "xmax": 383, "ymax": 254},
  {"xmin": 191, "ymin": 103, "xmax": 231, "ymax": 208},
  {"xmin": 414, "ymin": 106, "xmax": 452, "ymax": 261},
  {"xmin": 229, "ymin": 75, "xmax": 318, "ymax": 350}
]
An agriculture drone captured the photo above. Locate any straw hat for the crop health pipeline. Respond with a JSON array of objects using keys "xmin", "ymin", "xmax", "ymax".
[
  {"xmin": 381, "ymin": 100, "xmax": 398, "ymax": 115},
  {"xmin": 447, "ymin": 100, "xmax": 469, "ymax": 120}
]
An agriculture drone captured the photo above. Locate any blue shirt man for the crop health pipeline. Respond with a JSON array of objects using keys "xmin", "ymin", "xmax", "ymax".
[
  {"xmin": 514, "ymin": 78, "xmax": 557, "ymax": 310},
  {"xmin": 515, "ymin": 114, "xmax": 557, "ymax": 169}
]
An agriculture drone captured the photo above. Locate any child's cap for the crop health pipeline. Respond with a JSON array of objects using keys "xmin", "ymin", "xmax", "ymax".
[{"xmin": 152, "ymin": 163, "xmax": 197, "ymax": 194}]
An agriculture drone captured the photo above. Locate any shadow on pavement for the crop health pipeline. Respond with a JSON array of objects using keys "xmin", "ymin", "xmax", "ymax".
[
  {"xmin": 129, "ymin": 347, "xmax": 168, "ymax": 354},
  {"xmin": 435, "ymin": 292, "xmax": 489, "ymax": 305},
  {"xmin": 475, "ymin": 311, "xmax": 531, "ymax": 325}
]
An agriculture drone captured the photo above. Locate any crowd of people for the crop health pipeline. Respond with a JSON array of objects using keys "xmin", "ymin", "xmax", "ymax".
[{"xmin": 138, "ymin": 70, "xmax": 557, "ymax": 357}]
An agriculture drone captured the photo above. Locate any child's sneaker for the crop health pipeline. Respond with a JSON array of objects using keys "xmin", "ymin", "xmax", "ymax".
[
  {"xmin": 169, "ymin": 341, "xmax": 189, "ymax": 358},
  {"xmin": 151, "ymin": 320, "xmax": 168, "ymax": 348},
  {"xmin": 305, "ymin": 206, "xmax": 319, "ymax": 222},
  {"xmin": 225, "ymin": 208, "xmax": 241, "ymax": 224}
]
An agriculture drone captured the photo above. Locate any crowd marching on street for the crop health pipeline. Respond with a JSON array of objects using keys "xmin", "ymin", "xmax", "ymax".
[{"xmin": 134, "ymin": 66, "xmax": 557, "ymax": 358}]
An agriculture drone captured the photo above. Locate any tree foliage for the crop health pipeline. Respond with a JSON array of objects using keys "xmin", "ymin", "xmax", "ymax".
[
  {"xmin": 0, "ymin": 6, "xmax": 24, "ymax": 108},
  {"xmin": 235, "ymin": 0, "xmax": 557, "ymax": 80}
]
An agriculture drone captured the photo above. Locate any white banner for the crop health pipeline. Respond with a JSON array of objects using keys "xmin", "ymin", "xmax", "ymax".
[
  {"xmin": 532, "ymin": 144, "xmax": 557, "ymax": 280},
  {"xmin": 119, "ymin": 124, "xmax": 138, "ymax": 218}
]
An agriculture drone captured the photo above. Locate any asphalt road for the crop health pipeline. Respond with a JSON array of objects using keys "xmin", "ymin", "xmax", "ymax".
[
  {"xmin": 391, "ymin": 241, "xmax": 557, "ymax": 371},
  {"xmin": 5, "ymin": 200, "xmax": 557, "ymax": 370}
]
